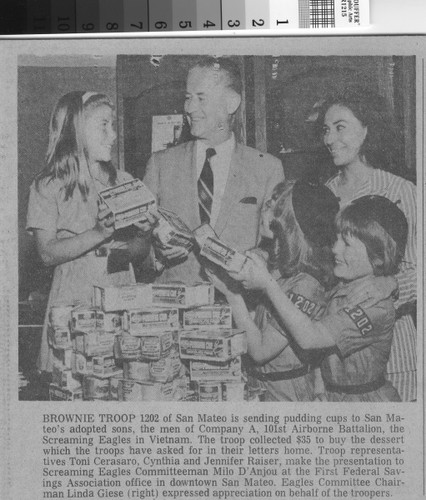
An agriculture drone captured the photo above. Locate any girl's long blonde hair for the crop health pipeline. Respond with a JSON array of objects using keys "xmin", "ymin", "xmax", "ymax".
[{"xmin": 36, "ymin": 91, "xmax": 117, "ymax": 200}]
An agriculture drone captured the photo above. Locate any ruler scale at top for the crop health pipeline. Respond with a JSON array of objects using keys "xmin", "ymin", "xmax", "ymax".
[{"xmin": 8, "ymin": 0, "xmax": 369, "ymax": 35}]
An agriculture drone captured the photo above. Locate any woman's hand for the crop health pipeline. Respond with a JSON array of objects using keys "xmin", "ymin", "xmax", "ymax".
[
  {"xmin": 94, "ymin": 206, "xmax": 115, "ymax": 240},
  {"xmin": 344, "ymin": 275, "xmax": 398, "ymax": 309},
  {"xmin": 230, "ymin": 251, "xmax": 274, "ymax": 292}
]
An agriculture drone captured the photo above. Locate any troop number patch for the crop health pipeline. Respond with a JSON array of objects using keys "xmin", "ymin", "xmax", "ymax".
[
  {"xmin": 343, "ymin": 305, "xmax": 373, "ymax": 336},
  {"xmin": 288, "ymin": 293, "xmax": 319, "ymax": 318}
]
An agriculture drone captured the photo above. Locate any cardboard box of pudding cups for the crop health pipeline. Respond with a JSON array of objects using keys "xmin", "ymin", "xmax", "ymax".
[
  {"xmin": 117, "ymin": 378, "xmax": 174, "ymax": 401},
  {"xmin": 193, "ymin": 223, "xmax": 247, "ymax": 273},
  {"xmin": 93, "ymin": 282, "xmax": 214, "ymax": 312},
  {"xmin": 124, "ymin": 307, "xmax": 179, "ymax": 335},
  {"xmin": 153, "ymin": 207, "xmax": 195, "ymax": 251},
  {"xmin": 98, "ymin": 178, "xmax": 157, "ymax": 229},
  {"xmin": 189, "ymin": 356, "xmax": 242, "ymax": 382},
  {"xmin": 73, "ymin": 330, "xmax": 116, "ymax": 357},
  {"xmin": 113, "ymin": 334, "xmax": 141, "ymax": 361},
  {"xmin": 179, "ymin": 329, "xmax": 247, "ymax": 363},
  {"xmin": 48, "ymin": 325, "xmax": 73, "ymax": 350},
  {"xmin": 49, "ymin": 384, "xmax": 83, "ymax": 401},
  {"xmin": 123, "ymin": 348, "xmax": 182, "ymax": 383},
  {"xmin": 192, "ymin": 380, "xmax": 246, "ymax": 402},
  {"xmin": 183, "ymin": 304, "xmax": 232, "ymax": 330},
  {"xmin": 49, "ymin": 304, "xmax": 74, "ymax": 329}
]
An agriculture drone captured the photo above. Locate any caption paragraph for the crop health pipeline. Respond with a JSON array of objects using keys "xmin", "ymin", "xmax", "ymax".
[{"xmin": 41, "ymin": 410, "xmax": 406, "ymax": 499}]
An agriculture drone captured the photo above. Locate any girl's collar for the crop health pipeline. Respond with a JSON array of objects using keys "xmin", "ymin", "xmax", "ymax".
[{"xmin": 89, "ymin": 163, "xmax": 110, "ymax": 187}]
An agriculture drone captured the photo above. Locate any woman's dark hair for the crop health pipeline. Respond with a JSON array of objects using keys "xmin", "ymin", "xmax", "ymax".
[
  {"xmin": 35, "ymin": 91, "xmax": 117, "ymax": 201},
  {"xmin": 268, "ymin": 181, "xmax": 336, "ymax": 288},
  {"xmin": 317, "ymin": 86, "xmax": 403, "ymax": 175}
]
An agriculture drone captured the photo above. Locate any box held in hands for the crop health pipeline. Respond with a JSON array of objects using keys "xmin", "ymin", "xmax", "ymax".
[
  {"xmin": 153, "ymin": 207, "xmax": 195, "ymax": 251},
  {"xmin": 194, "ymin": 223, "xmax": 247, "ymax": 273},
  {"xmin": 98, "ymin": 179, "xmax": 156, "ymax": 229}
]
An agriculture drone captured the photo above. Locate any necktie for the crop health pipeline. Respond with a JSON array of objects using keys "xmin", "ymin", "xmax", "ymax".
[{"xmin": 198, "ymin": 147, "xmax": 216, "ymax": 224}]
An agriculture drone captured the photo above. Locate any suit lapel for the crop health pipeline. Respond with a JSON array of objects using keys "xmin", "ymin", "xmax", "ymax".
[
  {"xmin": 214, "ymin": 143, "xmax": 247, "ymax": 237},
  {"xmin": 180, "ymin": 141, "xmax": 200, "ymax": 228},
  {"xmin": 188, "ymin": 140, "xmax": 199, "ymax": 204}
]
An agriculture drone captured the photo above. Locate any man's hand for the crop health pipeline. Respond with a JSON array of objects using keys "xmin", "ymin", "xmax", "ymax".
[
  {"xmin": 155, "ymin": 244, "xmax": 189, "ymax": 263},
  {"xmin": 134, "ymin": 210, "xmax": 159, "ymax": 235}
]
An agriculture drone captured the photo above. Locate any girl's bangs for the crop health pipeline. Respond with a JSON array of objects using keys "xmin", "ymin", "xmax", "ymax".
[{"xmin": 335, "ymin": 206, "xmax": 368, "ymax": 242}]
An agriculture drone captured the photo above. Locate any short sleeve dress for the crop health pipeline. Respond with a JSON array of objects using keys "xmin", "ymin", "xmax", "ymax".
[
  {"xmin": 26, "ymin": 170, "xmax": 136, "ymax": 372},
  {"xmin": 318, "ymin": 277, "xmax": 400, "ymax": 402},
  {"xmin": 253, "ymin": 272, "xmax": 328, "ymax": 401},
  {"xmin": 326, "ymin": 169, "xmax": 417, "ymax": 401}
]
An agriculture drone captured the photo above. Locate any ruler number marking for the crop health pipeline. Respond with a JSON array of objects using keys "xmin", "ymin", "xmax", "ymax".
[
  {"xmin": 130, "ymin": 22, "xmax": 144, "ymax": 30},
  {"xmin": 252, "ymin": 18, "xmax": 264, "ymax": 27},
  {"xmin": 57, "ymin": 17, "xmax": 71, "ymax": 32},
  {"xmin": 155, "ymin": 21, "xmax": 168, "ymax": 29},
  {"xmin": 203, "ymin": 20, "xmax": 216, "ymax": 29},
  {"xmin": 227, "ymin": 19, "xmax": 240, "ymax": 28},
  {"xmin": 82, "ymin": 23, "xmax": 94, "ymax": 31},
  {"xmin": 179, "ymin": 21, "xmax": 192, "ymax": 29},
  {"xmin": 106, "ymin": 22, "xmax": 119, "ymax": 31},
  {"xmin": 276, "ymin": 19, "xmax": 289, "ymax": 25}
]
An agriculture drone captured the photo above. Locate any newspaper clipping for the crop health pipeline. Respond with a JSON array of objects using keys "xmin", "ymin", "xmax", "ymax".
[{"xmin": 0, "ymin": 36, "xmax": 424, "ymax": 500}]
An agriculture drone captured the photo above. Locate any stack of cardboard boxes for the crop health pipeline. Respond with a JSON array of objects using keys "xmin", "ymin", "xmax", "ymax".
[
  {"xmin": 47, "ymin": 180, "xmax": 255, "ymax": 402},
  {"xmin": 48, "ymin": 282, "xmax": 249, "ymax": 402}
]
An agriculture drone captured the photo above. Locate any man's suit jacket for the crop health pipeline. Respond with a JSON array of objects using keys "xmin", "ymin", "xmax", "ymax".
[{"xmin": 144, "ymin": 140, "xmax": 284, "ymax": 284}]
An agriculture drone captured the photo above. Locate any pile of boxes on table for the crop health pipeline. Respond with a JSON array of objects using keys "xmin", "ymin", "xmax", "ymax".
[
  {"xmin": 47, "ymin": 179, "xmax": 257, "ymax": 401},
  {"xmin": 48, "ymin": 303, "xmax": 123, "ymax": 401},
  {"xmin": 48, "ymin": 282, "xmax": 250, "ymax": 402}
]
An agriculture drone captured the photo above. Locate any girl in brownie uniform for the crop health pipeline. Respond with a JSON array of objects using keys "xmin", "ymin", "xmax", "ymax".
[
  {"xmin": 210, "ymin": 194, "xmax": 407, "ymax": 402},
  {"xmin": 207, "ymin": 179, "xmax": 339, "ymax": 401},
  {"xmin": 27, "ymin": 91, "xmax": 150, "ymax": 373}
]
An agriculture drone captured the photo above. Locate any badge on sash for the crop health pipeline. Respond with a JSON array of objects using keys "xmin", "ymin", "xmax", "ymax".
[
  {"xmin": 343, "ymin": 306, "xmax": 373, "ymax": 336},
  {"xmin": 288, "ymin": 292, "xmax": 320, "ymax": 318}
]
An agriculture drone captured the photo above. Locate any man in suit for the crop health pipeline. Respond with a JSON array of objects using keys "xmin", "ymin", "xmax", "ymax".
[{"xmin": 143, "ymin": 56, "xmax": 284, "ymax": 284}]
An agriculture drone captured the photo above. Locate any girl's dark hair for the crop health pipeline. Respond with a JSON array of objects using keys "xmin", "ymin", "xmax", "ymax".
[
  {"xmin": 317, "ymin": 86, "xmax": 403, "ymax": 175},
  {"xmin": 268, "ymin": 181, "xmax": 336, "ymax": 288},
  {"xmin": 35, "ymin": 91, "xmax": 117, "ymax": 200},
  {"xmin": 336, "ymin": 200, "xmax": 404, "ymax": 277}
]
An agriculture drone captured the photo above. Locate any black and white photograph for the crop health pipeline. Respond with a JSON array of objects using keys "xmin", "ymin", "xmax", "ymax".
[
  {"xmin": 1, "ymin": 35, "xmax": 425, "ymax": 500},
  {"xmin": 18, "ymin": 50, "xmax": 418, "ymax": 404}
]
